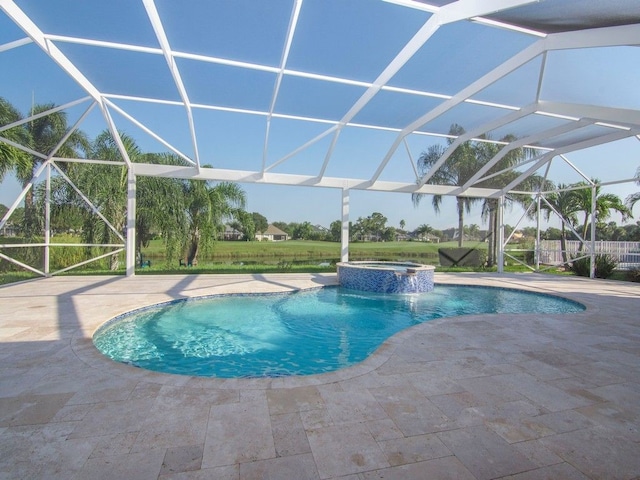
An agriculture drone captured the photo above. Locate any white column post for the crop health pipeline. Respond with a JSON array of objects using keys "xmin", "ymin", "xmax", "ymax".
[
  {"xmin": 497, "ymin": 196, "xmax": 505, "ymax": 273},
  {"xmin": 125, "ymin": 167, "xmax": 136, "ymax": 277},
  {"xmin": 535, "ymin": 192, "xmax": 541, "ymax": 271},
  {"xmin": 44, "ymin": 163, "xmax": 51, "ymax": 276},
  {"xmin": 590, "ymin": 185, "xmax": 596, "ymax": 279},
  {"xmin": 341, "ymin": 188, "xmax": 350, "ymax": 263}
]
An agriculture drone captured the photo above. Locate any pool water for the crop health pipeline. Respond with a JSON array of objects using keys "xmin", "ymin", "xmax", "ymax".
[{"xmin": 93, "ymin": 285, "xmax": 584, "ymax": 378}]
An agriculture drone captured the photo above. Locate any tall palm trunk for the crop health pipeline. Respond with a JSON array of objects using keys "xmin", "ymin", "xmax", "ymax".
[
  {"xmin": 187, "ymin": 228, "xmax": 200, "ymax": 266},
  {"xmin": 560, "ymin": 224, "xmax": 569, "ymax": 265},
  {"xmin": 487, "ymin": 207, "xmax": 495, "ymax": 267},
  {"xmin": 22, "ymin": 175, "xmax": 39, "ymax": 237}
]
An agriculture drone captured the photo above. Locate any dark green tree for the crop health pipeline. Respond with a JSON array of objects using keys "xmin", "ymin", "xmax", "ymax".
[
  {"xmin": 251, "ymin": 212, "xmax": 268, "ymax": 235},
  {"xmin": 22, "ymin": 103, "xmax": 89, "ymax": 237},
  {"xmin": 292, "ymin": 221, "xmax": 313, "ymax": 240},
  {"xmin": 329, "ymin": 220, "xmax": 342, "ymax": 242},
  {"xmin": 183, "ymin": 180, "xmax": 246, "ymax": 265},
  {"xmin": 237, "ymin": 211, "xmax": 256, "ymax": 241}
]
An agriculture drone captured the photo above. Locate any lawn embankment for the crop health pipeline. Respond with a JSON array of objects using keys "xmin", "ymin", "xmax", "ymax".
[{"xmin": 1, "ymin": 237, "xmax": 497, "ymax": 284}]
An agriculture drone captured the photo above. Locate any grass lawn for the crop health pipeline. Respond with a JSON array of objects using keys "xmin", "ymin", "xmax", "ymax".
[
  {"xmin": 0, "ymin": 237, "xmax": 483, "ymax": 284},
  {"xmin": 9, "ymin": 236, "xmax": 633, "ymax": 285},
  {"xmin": 141, "ymin": 239, "xmax": 469, "ymax": 259}
]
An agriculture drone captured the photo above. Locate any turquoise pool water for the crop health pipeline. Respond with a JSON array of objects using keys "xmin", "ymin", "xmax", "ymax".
[{"xmin": 93, "ymin": 285, "xmax": 584, "ymax": 378}]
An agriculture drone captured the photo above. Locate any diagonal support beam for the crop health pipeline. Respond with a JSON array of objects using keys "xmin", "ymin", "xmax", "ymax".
[
  {"xmin": 262, "ymin": 0, "xmax": 303, "ymax": 174},
  {"xmin": 143, "ymin": 0, "xmax": 201, "ymax": 168},
  {"xmin": 105, "ymin": 99, "xmax": 196, "ymax": 166},
  {"xmin": 0, "ymin": 0, "xmax": 102, "ymax": 100},
  {"xmin": 371, "ymin": 22, "xmax": 640, "ymax": 184},
  {"xmin": 371, "ymin": 40, "xmax": 546, "ymax": 183},
  {"xmin": 417, "ymin": 103, "xmax": 538, "ymax": 188},
  {"xmin": 454, "ymin": 118, "xmax": 594, "ymax": 195},
  {"xmin": 494, "ymin": 127, "xmax": 640, "ymax": 197},
  {"xmin": 315, "ymin": 0, "xmax": 539, "ymax": 182}
]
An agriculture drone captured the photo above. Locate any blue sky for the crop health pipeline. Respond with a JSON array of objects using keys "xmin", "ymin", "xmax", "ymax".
[{"xmin": 1, "ymin": 0, "xmax": 639, "ymax": 232}]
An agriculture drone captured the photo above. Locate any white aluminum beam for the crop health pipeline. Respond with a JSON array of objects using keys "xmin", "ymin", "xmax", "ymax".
[
  {"xmin": 417, "ymin": 103, "xmax": 538, "ymax": 188},
  {"xmin": 438, "ymin": 0, "xmax": 539, "ymax": 25},
  {"xmin": 52, "ymin": 248, "xmax": 125, "ymax": 276},
  {"xmin": 371, "ymin": 23, "xmax": 640, "ymax": 184},
  {"xmin": 0, "ymin": 0, "xmax": 103, "ymax": 101},
  {"xmin": 132, "ymin": 163, "xmax": 502, "ymax": 197},
  {"xmin": 545, "ymin": 23, "xmax": 640, "ymax": 51},
  {"xmin": 0, "ymin": 253, "xmax": 44, "ymax": 276},
  {"xmin": 0, "ymin": 97, "xmax": 92, "ymax": 133},
  {"xmin": 99, "ymin": 102, "xmax": 133, "ymax": 167},
  {"xmin": 371, "ymin": 39, "xmax": 546, "ymax": 183},
  {"xmin": 313, "ymin": 14, "xmax": 441, "ymax": 181},
  {"xmin": 0, "ymin": 36, "xmax": 31, "ymax": 53},
  {"xmin": 262, "ymin": 0, "xmax": 303, "ymax": 174},
  {"xmin": 558, "ymin": 154, "xmax": 593, "ymax": 184},
  {"xmin": 538, "ymin": 101, "xmax": 640, "ymax": 129},
  {"xmin": 143, "ymin": 0, "xmax": 201, "ymax": 168},
  {"xmin": 316, "ymin": 0, "xmax": 538, "ymax": 182},
  {"xmin": 495, "ymin": 127, "xmax": 640, "ymax": 197},
  {"xmin": 51, "ymin": 163, "xmax": 126, "ymax": 242},
  {"xmin": 455, "ymin": 118, "xmax": 594, "ymax": 195},
  {"xmin": 104, "ymin": 99, "xmax": 196, "ymax": 166}
]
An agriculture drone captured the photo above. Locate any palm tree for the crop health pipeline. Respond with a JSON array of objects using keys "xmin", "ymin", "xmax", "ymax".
[
  {"xmin": 65, "ymin": 130, "xmax": 133, "ymax": 269},
  {"xmin": 572, "ymin": 179, "xmax": 632, "ymax": 250},
  {"xmin": 472, "ymin": 134, "xmax": 540, "ymax": 266},
  {"xmin": 183, "ymin": 180, "xmax": 246, "ymax": 266},
  {"xmin": 0, "ymin": 97, "xmax": 31, "ymax": 185},
  {"xmin": 136, "ymin": 153, "xmax": 188, "ymax": 264},
  {"xmin": 19, "ymin": 103, "xmax": 89, "ymax": 237},
  {"xmin": 539, "ymin": 184, "xmax": 580, "ymax": 265},
  {"xmin": 412, "ymin": 124, "xmax": 480, "ymax": 247},
  {"xmin": 625, "ymin": 165, "xmax": 640, "ymax": 213}
]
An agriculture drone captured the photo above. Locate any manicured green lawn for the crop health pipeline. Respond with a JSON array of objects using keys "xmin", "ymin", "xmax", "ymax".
[
  {"xmin": 142, "ymin": 238, "xmax": 475, "ymax": 261},
  {"xmin": 2, "ymin": 236, "xmax": 550, "ymax": 285}
]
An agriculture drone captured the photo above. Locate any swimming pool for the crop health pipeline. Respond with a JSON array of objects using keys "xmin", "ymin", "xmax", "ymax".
[{"xmin": 93, "ymin": 285, "xmax": 584, "ymax": 378}]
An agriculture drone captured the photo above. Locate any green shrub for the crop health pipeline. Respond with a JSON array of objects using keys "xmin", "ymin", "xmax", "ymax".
[
  {"xmin": 438, "ymin": 248, "xmax": 486, "ymax": 267},
  {"xmin": 570, "ymin": 254, "xmax": 617, "ymax": 279},
  {"xmin": 625, "ymin": 267, "xmax": 640, "ymax": 283}
]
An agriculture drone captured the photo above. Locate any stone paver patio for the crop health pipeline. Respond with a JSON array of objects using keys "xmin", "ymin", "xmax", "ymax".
[{"xmin": 0, "ymin": 272, "xmax": 639, "ymax": 479}]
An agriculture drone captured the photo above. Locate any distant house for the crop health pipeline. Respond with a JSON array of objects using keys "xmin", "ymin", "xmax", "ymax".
[
  {"xmin": 0, "ymin": 223, "xmax": 18, "ymax": 237},
  {"xmin": 255, "ymin": 224, "xmax": 289, "ymax": 242},
  {"xmin": 222, "ymin": 224, "xmax": 243, "ymax": 241},
  {"xmin": 418, "ymin": 233, "xmax": 440, "ymax": 243},
  {"xmin": 312, "ymin": 224, "xmax": 328, "ymax": 234}
]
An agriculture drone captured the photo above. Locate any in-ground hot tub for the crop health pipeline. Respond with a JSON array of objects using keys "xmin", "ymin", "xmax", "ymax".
[{"xmin": 337, "ymin": 261, "xmax": 435, "ymax": 294}]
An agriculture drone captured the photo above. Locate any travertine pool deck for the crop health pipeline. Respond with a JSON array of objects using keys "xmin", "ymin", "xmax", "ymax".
[{"xmin": 0, "ymin": 272, "xmax": 639, "ymax": 479}]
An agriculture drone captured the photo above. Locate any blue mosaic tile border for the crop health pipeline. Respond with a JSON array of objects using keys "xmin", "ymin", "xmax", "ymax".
[{"xmin": 337, "ymin": 263, "xmax": 435, "ymax": 294}]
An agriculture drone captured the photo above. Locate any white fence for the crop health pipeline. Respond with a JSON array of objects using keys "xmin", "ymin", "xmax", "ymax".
[{"xmin": 539, "ymin": 240, "xmax": 640, "ymax": 269}]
